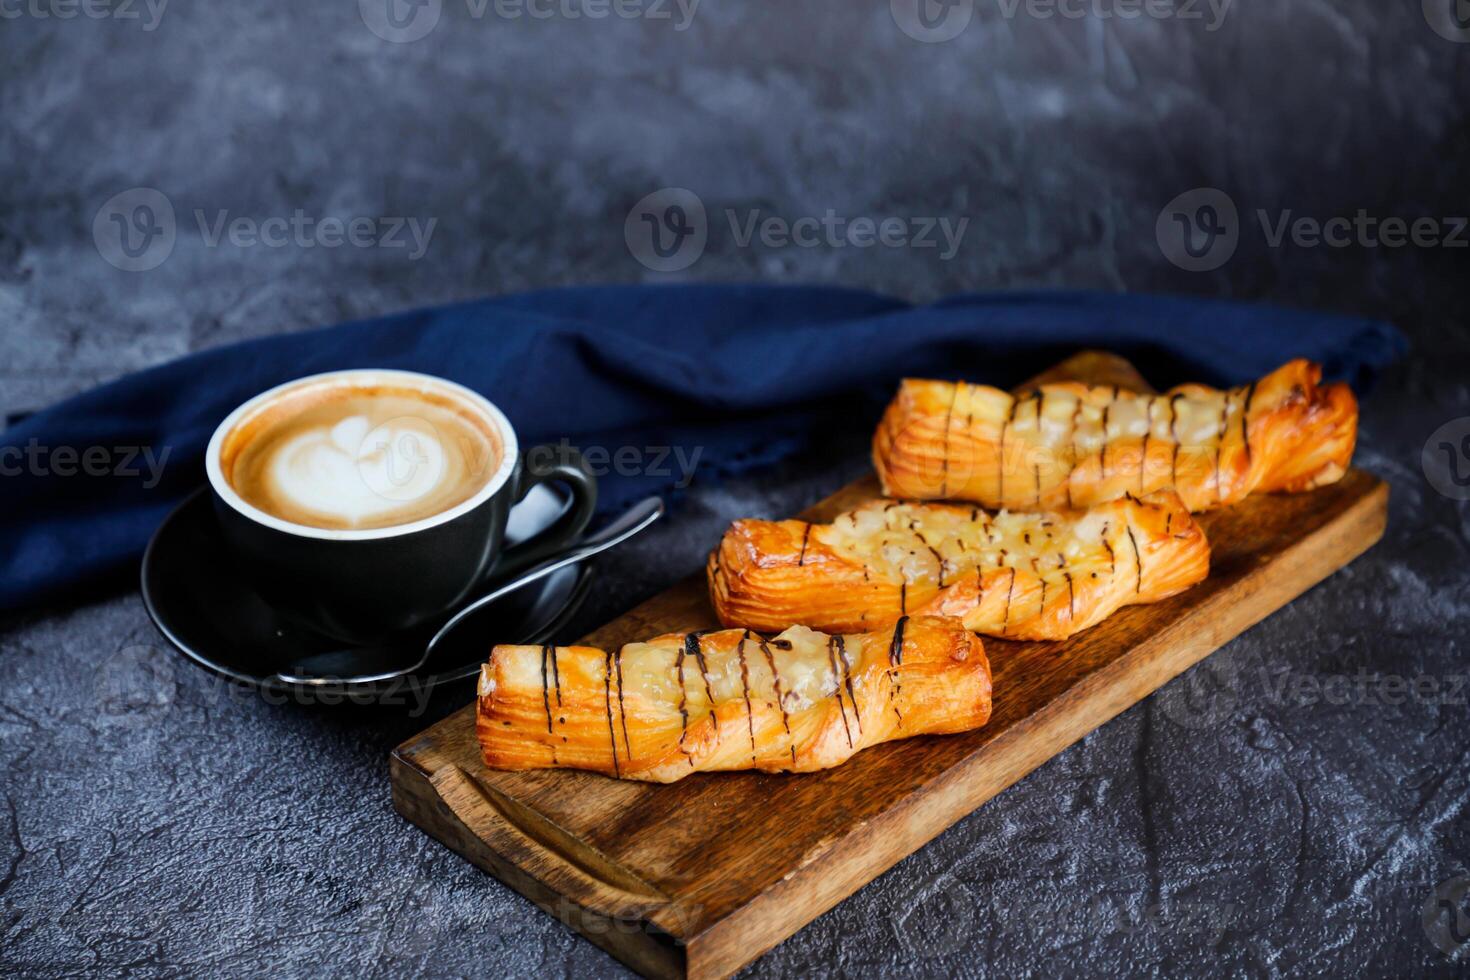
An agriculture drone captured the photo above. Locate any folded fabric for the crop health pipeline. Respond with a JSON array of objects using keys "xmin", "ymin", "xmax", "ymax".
[{"xmin": 0, "ymin": 284, "xmax": 1405, "ymax": 613}]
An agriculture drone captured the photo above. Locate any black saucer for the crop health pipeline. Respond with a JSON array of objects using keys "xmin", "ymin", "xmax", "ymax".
[{"xmin": 141, "ymin": 486, "xmax": 592, "ymax": 702}]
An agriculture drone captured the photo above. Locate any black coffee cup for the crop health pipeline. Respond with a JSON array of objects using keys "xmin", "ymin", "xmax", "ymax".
[{"xmin": 205, "ymin": 369, "xmax": 596, "ymax": 644}]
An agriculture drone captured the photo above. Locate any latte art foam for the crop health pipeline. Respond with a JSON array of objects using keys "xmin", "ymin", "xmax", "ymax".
[{"xmin": 224, "ymin": 386, "xmax": 501, "ymax": 531}]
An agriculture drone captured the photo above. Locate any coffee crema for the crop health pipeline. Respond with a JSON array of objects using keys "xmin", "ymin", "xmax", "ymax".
[{"xmin": 220, "ymin": 381, "xmax": 503, "ymax": 531}]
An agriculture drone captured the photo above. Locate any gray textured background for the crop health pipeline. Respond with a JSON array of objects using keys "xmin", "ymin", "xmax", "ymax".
[{"xmin": 2, "ymin": 0, "xmax": 1469, "ymax": 976}]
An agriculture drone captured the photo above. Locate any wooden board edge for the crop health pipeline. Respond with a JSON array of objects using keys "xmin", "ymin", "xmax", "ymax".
[
  {"xmin": 388, "ymin": 461, "xmax": 1388, "ymax": 980},
  {"xmin": 388, "ymin": 478, "xmax": 1388, "ymax": 980},
  {"xmin": 390, "ymin": 753, "xmax": 690, "ymax": 979},
  {"xmin": 682, "ymin": 478, "xmax": 1389, "ymax": 978}
]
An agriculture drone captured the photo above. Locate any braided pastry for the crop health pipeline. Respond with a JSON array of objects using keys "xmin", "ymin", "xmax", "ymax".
[
  {"xmin": 708, "ymin": 491, "xmax": 1208, "ymax": 640},
  {"xmin": 872, "ymin": 359, "xmax": 1356, "ymax": 513},
  {"xmin": 477, "ymin": 616, "xmax": 991, "ymax": 783}
]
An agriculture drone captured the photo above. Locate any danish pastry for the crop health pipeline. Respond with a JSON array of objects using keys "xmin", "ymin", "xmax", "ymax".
[
  {"xmin": 477, "ymin": 616, "xmax": 991, "ymax": 783},
  {"xmin": 708, "ymin": 491, "xmax": 1208, "ymax": 640},
  {"xmin": 872, "ymin": 359, "xmax": 1356, "ymax": 512}
]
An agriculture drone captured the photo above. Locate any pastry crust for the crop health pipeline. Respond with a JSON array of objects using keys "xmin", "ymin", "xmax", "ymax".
[
  {"xmin": 708, "ymin": 492, "xmax": 1208, "ymax": 640},
  {"xmin": 477, "ymin": 616, "xmax": 991, "ymax": 783},
  {"xmin": 872, "ymin": 359, "xmax": 1357, "ymax": 512}
]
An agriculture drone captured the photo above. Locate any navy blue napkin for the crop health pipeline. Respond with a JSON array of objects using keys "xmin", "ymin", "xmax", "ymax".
[{"xmin": 0, "ymin": 284, "xmax": 1404, "ymax": 613}]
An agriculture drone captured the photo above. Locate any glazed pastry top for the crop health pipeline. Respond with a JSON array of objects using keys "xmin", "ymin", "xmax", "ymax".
[
  {"xmin": 708, "ymin": 492, "xmax": 1209, "ymax": 641},
  {"xmin": 477, "ymin": 616, "xmax": 992, "ymax": 783},
  {"xmin": 872, "ymin": 359, "xmax": 1357, "ymax": 512}
]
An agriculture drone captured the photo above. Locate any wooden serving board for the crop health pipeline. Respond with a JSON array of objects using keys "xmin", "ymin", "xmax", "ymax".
[{"xmin": 390, "ymin": 352, "xmax": 1388, "ymax": 979}]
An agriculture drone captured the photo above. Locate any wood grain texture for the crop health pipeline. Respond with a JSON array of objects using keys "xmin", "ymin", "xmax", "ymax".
[{"xmin": 391, "ymin": 351, "xmax": 1388, "ymax": 979}]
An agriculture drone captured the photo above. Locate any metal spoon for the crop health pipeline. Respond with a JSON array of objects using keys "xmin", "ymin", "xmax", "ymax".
[{"xmin": 273, "ymin": 496, "xmax": 664, "ymax": 686}]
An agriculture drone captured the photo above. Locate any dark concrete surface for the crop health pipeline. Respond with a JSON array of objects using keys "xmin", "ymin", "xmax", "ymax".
[{"xmin": 2, "ymin": 0, "xmax": 1468, "ymax": 976}]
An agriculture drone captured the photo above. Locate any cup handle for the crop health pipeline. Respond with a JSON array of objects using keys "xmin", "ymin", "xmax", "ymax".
[{"xmin": 495, "ymin": 444, "xmax": 599, "ymax": 581}]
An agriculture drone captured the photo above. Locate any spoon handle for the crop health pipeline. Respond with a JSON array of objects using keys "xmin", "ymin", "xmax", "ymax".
[
  {"xmin": 421, "ymin": 497, "xmax": 664, "ymax": 665},
  {"xmin": 270, "ymin": 497, "xmax": 665, "ymax": 688}
]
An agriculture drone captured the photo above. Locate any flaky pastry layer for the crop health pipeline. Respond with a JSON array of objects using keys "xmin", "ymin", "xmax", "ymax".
[
  {"xmin": 477, "ymin": 616, "xmax": 990, "ymax": 783},
  {"xmin": 709, "ymin": 492, "xmax": 1208, "ymax": 640},
  {"xmin": 872, "ymin": 359, "xmax": 1357, "ymax": 512}
]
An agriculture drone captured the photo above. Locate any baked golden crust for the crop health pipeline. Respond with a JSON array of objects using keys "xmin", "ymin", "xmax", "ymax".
[
  {"xmin": 872, "ymin": 359, "xmax": 1357, "ymax": 512},
  {"xmin": 477, "ymin": 616, "xmax": 991, "ymax": 783},
  {"xmin": 708, "ymin": 492, "xmax": 1208, "ymax": 640}
]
